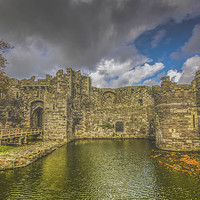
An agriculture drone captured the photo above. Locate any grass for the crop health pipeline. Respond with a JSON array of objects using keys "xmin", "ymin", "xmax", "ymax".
[
  {"xmin": 98, "ymin": 122, "xmax": 114, "ymax": 129},
  {"xmin": 0, "ymin": 145, "xmax": 15, "ymax": 152}
]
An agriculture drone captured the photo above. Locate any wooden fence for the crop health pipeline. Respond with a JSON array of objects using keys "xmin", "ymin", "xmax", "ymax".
[{"xmin": 0, "ymin": 128, "xmax": 42, "ymax": 141}]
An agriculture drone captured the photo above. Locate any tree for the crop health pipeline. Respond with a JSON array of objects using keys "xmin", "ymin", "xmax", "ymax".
[
  {"xmin": 0, "ymin": 92, "xmax": 24, "ymax": 127},
  {"xmin": 0, "ymin": 73, "xmax": 9, "ymax": 93},
  {"xmin": 0, "ymin": 40, "xmax": 12, "ymax": 71},
  {"xmin": 0, "ymin": 41, "xmax": 24, "ymax": 128},
  {"xmin": 0, "ymin": 40, "xmax": 12, "ymax": 93}
]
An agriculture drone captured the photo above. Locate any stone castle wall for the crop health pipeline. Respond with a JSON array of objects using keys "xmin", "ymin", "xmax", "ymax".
[
  {"xmin": 153, "ymin": 76, "xmax": 199, "ymax": 151},
  {"xmin": 0, "ymin": 68, "xmax": 200, "ymax": 151},
  {"xmin": 74, "ymin": 86, "xmax": 155, "ymax": 139}
]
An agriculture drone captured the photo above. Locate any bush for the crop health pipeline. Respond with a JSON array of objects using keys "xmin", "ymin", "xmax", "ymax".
[
  {"xmin": 0, "ymin": 145, "xmax": 14, "ymax": 152},
  {"xmin": 98, "ymin": 122, "xmax": 114, "ymax": 129}
]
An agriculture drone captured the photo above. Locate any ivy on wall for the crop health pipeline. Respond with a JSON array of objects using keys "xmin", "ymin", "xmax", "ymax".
[{"xmin": 98, "ymin": 122, "xmax": 114, "ymax": 129}]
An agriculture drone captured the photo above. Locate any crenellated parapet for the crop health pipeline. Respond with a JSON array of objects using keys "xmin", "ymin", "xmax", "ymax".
[
  {"xmin": 2, "ymin": 68, "xmax": 91, "ymax": 141},
  {"xmin": 1, "ymin": 67, "xmax": 200, "ymax": 151}
]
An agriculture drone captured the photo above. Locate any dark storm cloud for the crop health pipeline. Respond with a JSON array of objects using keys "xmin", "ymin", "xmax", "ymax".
[
  {"xmin": 0, "ymin": 0, "xmax": 113, "ymax": 68},
  {"xmin": 0, "ymin": 0, "xmax": 200, "ymax": 80}
]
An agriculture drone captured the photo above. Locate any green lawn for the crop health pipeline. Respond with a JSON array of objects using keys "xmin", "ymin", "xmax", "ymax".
[{"xmin": 0, "ymin": 145, "xmax": 15, "ymax": 152}]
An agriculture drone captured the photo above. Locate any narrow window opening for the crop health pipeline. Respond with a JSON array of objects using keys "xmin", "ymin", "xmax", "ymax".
[
  {"xmin": 37, "ymin": 90, "xmax": 39, "ymax": 97},
  {"xmin": 193, "ymin": 115, "xmax": 195, "ymax": 128},
  {"xmin": 8, "ymin": 111, "xmax": 11, "ymax": 117},
  {"xmin": 139, "ymin": 99, "xmax": 143, "ymax": 106}
]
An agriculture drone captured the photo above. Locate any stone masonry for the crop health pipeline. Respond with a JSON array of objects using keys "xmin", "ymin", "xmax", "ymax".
[{"xmin": 0, "ymin": 68, "xmax": 200, "ymax": 151}]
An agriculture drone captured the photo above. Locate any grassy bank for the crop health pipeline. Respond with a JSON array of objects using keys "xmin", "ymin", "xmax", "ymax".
[
  {"xmin": 0, "ymin": 145, "xmax": 15, "ymax": 152},
  {"xmin": 0, "ymin": 141, "xmax": 65, "ymax": 171}
]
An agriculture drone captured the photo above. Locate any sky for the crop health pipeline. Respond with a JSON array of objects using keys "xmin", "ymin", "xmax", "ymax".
[{"xmin": 0, "ymin": 0, "xmax": 200, "ymax": 88}]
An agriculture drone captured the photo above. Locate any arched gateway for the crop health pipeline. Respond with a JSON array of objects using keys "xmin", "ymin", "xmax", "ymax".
[{"xmin": 30, "ymin": 101, "xmax": 44, "ymax": 128}]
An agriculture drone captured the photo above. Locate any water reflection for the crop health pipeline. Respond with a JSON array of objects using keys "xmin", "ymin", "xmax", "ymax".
[
  {"xmin": 153, "ymin": 160, "xmax": 200, "ymax": 199},
  {"xmin": 0, "ymin": 139, "xmax": 200, "ymax": 199}
]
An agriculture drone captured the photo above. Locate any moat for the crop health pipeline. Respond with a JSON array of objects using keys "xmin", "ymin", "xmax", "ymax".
[{"xmin": 0, "ymin": 139, "xmax": 200, "ymax": 199}]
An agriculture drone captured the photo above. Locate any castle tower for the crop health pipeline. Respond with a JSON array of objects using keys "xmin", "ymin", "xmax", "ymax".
[{"xmin": 153, "ymin": 76, "xmax": 200, "ymax": 151}]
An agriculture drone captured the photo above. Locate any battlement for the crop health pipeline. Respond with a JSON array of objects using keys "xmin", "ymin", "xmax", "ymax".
[
  {"xmin": 153, "ymin": 73, "xmax": 199, "ymax": 151},
  {"xmin": 1, "ymin": 68, "xmax": 199, "ymax": 151}
]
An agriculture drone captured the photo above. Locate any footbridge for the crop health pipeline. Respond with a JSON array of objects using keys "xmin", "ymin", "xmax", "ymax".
[{"xmin": 0, "ymin": 128, "xmax": 42, "ymax": 145}]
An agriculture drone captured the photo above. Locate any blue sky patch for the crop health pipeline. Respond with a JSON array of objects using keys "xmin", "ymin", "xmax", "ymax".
[{"xmin": 134, "ymin": 16, "xmax": 200, "ymax": 77}]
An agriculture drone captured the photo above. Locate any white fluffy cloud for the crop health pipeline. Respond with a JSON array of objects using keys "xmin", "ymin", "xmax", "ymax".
[
  {"xmin": 90, "ymin": 59, "xmax": 164, "ymax": 88},
  {"xmin": 110, "ymin": 63, "xmax": 165, "ymax": 88},
  {"xmin": 90, "ymin": 54, "xmax": 200, "ymax": 87},
  {"xmin": 142, "ymin": 78, "xmax": 161, "ymax": 87},
  {"xmin": 90, "ymin": 59, "xmax": 133, "ymax": 88},
  {"xmin": 167, "ymin": 69, "xmax": 182, "ymax": 82},
  {"xmin": 178, "ymin": 55, "xmax": 200, "ymax": 84}
]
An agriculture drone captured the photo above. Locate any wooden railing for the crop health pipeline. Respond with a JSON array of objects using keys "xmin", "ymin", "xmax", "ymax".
[{"xmin": 0, "ymin": 128, "xmax": 42, "ymax": 140}]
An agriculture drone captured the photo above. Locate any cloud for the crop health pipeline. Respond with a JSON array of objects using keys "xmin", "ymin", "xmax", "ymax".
[
  {"xmin": 170, "ymin": 52, "xmax": 180, "ymax": 60},
  {"xmin": 90, "ymin": 59, "xmax": 164, "ymax": 88},
  {"xmin": 110, "ymin": 62, "xmax": 165, "ymax": 88},
  {"xmin": 0, "ymin": 0, "xmax": 200, "ymax": 80},
  {"xmin": 171, "ymin": 24, "xmax": 200, "ymax": 59},
  {"xmin": 142, "ymin": 78, "xmax": 161, "ymax": 87},
  {"xmin": 151, "ymin": 30, "xmax": 166, "ymax": 48},
  {"xmin": 5, "ymin": 37, "xmax": 67, "ymax": 79},
  {"xmin": 167, "ymin": 69, "xmax": 182, "ymax": 82},
  {"xmin": 178, "ymin": 55, "xmax": 200, "ymax": 84},
  {"xmin": 90, "ymin": 59, "xmax": 133, "ymax": 88},
  {"xmin": 181, "ymin": 24, "xmax": 200, "ymax": 55}
]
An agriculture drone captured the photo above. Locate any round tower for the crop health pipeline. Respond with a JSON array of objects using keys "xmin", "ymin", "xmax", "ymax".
[{"xmin": 154, "ymin": 76, "xmax": 200, "ymax": 151}]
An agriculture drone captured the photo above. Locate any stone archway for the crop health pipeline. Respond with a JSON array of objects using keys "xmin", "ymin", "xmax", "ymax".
[
  {"xmin": 30, "ymin": 101, "xmax": 44, "ymax": 128},
  {"xmin": 102, "ymin": 91, "xmax": 116, "ymax": 105}
]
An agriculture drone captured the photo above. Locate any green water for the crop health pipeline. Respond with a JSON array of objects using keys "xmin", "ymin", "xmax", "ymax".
[{"xmin": 0, "ymin": 139, "xmax": 199, "ymax": 199}]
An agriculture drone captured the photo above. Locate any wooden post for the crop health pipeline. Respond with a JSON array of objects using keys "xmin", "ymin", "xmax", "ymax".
[
  {"xmin": 18, "ymin": 137, "xmax": 22, "ymax": 145},
  {"xmin": 8, "ymin": 130, "xmax": 10, "ymax": 139},
  {"xmin": 24, "ymin": 136, "xmax": 27, "ymax": 144},
  {"xmin": 21, "ymin": 129, "xmax": 23, "ymax": 136}
]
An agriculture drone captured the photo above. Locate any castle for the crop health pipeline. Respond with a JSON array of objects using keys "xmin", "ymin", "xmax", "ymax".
[{"xmin": 1, "ymin": 67, "xmax": 200, "ymax": 151}]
